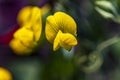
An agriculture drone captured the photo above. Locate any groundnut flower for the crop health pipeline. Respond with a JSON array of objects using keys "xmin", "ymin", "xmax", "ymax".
[
  {"xmin": 9, "ymin": 6, "xmax": 42, "ymax": 55},
  {"xmin": 45, "ymin": 12, "xmax": 78, "ymax": 51},
  {"xmin": 0, "ymin": 67, "xmax": 12, "ymax": 80}
]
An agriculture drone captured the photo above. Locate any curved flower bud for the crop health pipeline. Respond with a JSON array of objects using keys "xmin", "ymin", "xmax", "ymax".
[
  {"xmin": 0, "ymin": 67, "xmax": 12, "ymax": 80},
  {"xmin": 45, "ymin": 12, "xmax": 77, "ymax": 51}
]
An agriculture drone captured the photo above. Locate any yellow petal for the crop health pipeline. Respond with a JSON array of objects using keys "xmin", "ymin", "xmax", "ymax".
[
  {"xmin": 17, "ymin": 6, "xmax": 32, "ymax": 26},
  {"xmin": 53, "ymin": 31, "xmax": 61, "ymax": 51},
  {"xmin": 54, "ymin": 12, "xmax": 77, "ymax": 35},
  {"xmin": 13, "ymin": 27, "xmax": 34, "ymax": 47},
  {"xmin": 9, "ymin": 39, "xmax": 32, "ymax": 55},
  {"xmin": 60, "ymin": 31, "xmax": 77, "ymax": 51},
  {"xmin": 45, "ymin": 12, "xmax": 77, "ymax": 43},
  {"xmin": 61, "ymin": 33, "xmax": 77, "ymax": 50},
  {"xmin": 53, "ymin": 30, "xmax": 77, "ymax": 51},
  {"xmin": 32, "ymin": 21, "xmax": 42, "ymax": 41},
  {"xmin": 17, "ymin": 6, "xmax": 42, "ymax": 27},
  {"xmin": 0, "ymin": 67, "xmax": 12, "ymax": 80},
  {"xmin": 34, "ymin": 28, "xmax": 41, "ymax": 41},
  {"xmin": 45, "ymin": 16, "xmax": 60, "ymax": 43},
  {"xmin": 29, "ymin": 7, "xmax": 41, "ymax": 25},
  {"xmin": 18, "ymin": 6, "xmax": 42, "ymax": 41},
  {"xmin": 60, "ymin": 32, "xmax": 78, "ymax": 46}
]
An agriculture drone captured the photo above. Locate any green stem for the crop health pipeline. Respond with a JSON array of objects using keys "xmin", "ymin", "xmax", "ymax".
[{"xmin": 96, "ymin": 36, "xmax": 120, "ymax": 52}]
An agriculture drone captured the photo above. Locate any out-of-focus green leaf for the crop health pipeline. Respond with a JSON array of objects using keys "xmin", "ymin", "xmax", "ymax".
[
  {"xmin": 9, "ymin": 58, "xmax": 43, "ymax": 80},
  {"xmin": 95, "ymin": 0, "xmax": 117, "ymax": 19},
  {"xmin": 95, "ymin": 1, "xmax": 116, "ymax": 12},
  {"xmin": 95, "ymin": 7, "xmax": 115, "ymax": 19}
]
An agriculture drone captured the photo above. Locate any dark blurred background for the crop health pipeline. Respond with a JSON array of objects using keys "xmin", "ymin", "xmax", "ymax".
[{"xmin": 1, "ymin": 0, "xmax": 120, "ymax": 80}]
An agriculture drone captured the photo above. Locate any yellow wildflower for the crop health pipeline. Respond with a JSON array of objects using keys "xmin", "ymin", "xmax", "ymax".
[
  {"xmin": 17, "ymin": 6, "xmax": 32, "ymax": 26},
  {"xmin": 17, "ymin": 6, "xmax": 42, "ymax": 41},
  {"xmin": 45, "ymin": 12, "xmax": 77, "ymax": 51},
  {"xmin": 9, "ymin": 27, "xmax": 35, "ymax": 55},
  {"xmin": 10, "ymin": 6, "xmax": 42, "ymax": 55},
  {"xmin": 0, "ymin": 67, "xmax": 12, "ymax": 80},
  {"xmin": 17, "ymin": 5, "xmax": 51, "ymax": 26}
]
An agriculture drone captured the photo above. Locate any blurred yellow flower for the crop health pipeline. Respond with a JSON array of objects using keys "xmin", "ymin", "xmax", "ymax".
[
  {"xmin": 10, "ymin": 6, "xmax": 42, "ymax": 55},
  {"xmin": 17, "ymin": 6, "xmax": 42, "ymax": 41},
  {"xmin": 45, "ymin": 12, "xmax": 77, "ymax": 51},
  {"xmin": 0, "ymin": 67, "xmax": 12, "ymax": 80},
  {"xmin": 17, "ymin": 5, "xmax": 50, "ymax": 26},
  {"xmin": 9, "ymin": 27, "xmax": 36, "ymax": 55},
  {"xmin": 17, "ymin": 6, "xmax": 32, "ymax": 26}
]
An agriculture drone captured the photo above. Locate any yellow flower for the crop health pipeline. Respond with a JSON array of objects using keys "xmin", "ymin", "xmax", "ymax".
[
  {"xmin": 17, "ymin": 6, "xmax": 41, "ymax": 26},
  {"xmin": 9, "ymin": 27, "xmax": 36, "ymax": 55},
  {"xmin": 9, "ymin": 6, "xmax": 42, "ymax": 55},
  {"xmin": 17, "ymin": 6, "xmax": 32, "ymax": 26},
  {"xmin": 0, "ymin": 67, "xmax": 12, "ymax": 80},
  {"xmin": 17, "ymin": 6, "xmax": 42, "ymax": 41},
  {"xmin": 45, "ymin": 12, "xmax": 77, "ymax": 51},
  {"xmin": 17, "ymin": 5, "xmax": 51, "ymax": 27}
]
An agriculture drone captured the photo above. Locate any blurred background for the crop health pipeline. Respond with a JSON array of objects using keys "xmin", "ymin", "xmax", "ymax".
[{"xmin": 1, "ymin": 0, "xmax": 120, "ymax": 80}]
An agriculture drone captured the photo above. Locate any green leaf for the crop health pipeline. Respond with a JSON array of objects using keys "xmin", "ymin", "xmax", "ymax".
[
  {"xmin": 95, "ymin": 1, "xmax": 116, "ymax": 12},
  {"xmin": 95, "ymin": 0, "xmax": 117, "ymax": 19},
  {"xmin": 95, "ymin": 7, "xmax": 115, "ymax": 18},
  {"xmin": 9, "ymin": 58, "xmax": 43, "ymax": 80}
]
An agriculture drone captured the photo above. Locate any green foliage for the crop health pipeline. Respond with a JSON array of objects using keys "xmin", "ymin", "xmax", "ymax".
[
  {"xmin": 42, "ymin": 53, "xmax": 75, "ymax": 80},
  {"xmin": 95, "ymin": 0, "xmax": 120, "ymax": 23}
]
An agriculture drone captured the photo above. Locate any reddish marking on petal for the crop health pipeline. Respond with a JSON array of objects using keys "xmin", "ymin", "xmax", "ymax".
[{"xmin": 0, "ymin": 25, "xmax": 20, "ymax": 45}]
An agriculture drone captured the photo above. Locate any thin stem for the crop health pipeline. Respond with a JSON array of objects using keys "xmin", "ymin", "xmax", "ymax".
[{"xmin": 96, "ymin": 36, "xmax": 120, "ymax": 52}]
